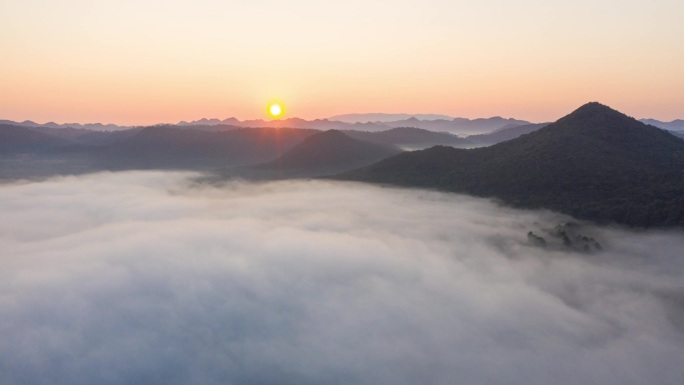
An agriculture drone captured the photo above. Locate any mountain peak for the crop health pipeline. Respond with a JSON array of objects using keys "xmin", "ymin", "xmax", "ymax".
[
  {"xmin": 296, "ymin": 129, "xmax": 345, "ymax": 142},
  {"xmin": 540, "ymin": 102, "xmax": 647, "ymax": 140},
  {"xmin": 254, "ymin": 130, "xmax": 400, "ymax": 177},
  {"xmin": 574, "ymin": 101, "xmax": 615, "ymax": 112},
  {"xmin": 336, "ymin": 103, "xmax": 684, "ymax": 227},
  {"xmin": 564, "ymin": 102, "xmax": 628, "ymax": 121}
]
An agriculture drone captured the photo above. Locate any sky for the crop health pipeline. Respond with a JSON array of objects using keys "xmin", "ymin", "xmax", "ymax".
[
  {"xmin": 1, "ymin": 171, "xmax": 683, "ymax": 384},
  {"xmin": 1, "ymin": 0, "xmax": 682, "ymax": 125}
]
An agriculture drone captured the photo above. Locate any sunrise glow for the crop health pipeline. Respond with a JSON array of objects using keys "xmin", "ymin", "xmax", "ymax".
[
  {"xmin": 268, "ymin": 103, "xmax": 283, "ymax": 119},
  {"xmin": 1, "ymin": 1, "xmax": 682, "ymax": 125}
]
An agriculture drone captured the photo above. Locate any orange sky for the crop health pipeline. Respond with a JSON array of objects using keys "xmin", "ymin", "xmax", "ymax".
[{"xmin": 1, "ymin": 0, "xmax": 682, "ymax": 125}]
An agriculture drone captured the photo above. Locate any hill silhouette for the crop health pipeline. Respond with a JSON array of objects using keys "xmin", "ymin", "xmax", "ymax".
[
  {"xmin": 221, "ymin": 130, "xmax": 400, "ymax": 179},
  {"xmin": 87, "ymin": 126, "xmax": 318, "ymax": 169},
  {"xmin": 463, "ymin": 123, "xmax": 548, "ymax": 147},
  {"xmin": 335, "ymin": 102, "xmax": 684, "ymax": 227},
  {"xmin": 344, "ymin": 127, "xmax": 465, "ymax": 150},
  {"xmin": 0, "ymin": 124, "xmax": 74, "ymax": 155},
  {"xmin": 640, "ymin": 118, "xmax": 684, "ymax": 131},
  {"xmin": 0, "ymin": 125, "xmax": 319, "ymax": 178}
]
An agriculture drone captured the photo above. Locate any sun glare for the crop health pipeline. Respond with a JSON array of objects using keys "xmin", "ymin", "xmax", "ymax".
[{"xmin": 268, "ymin": 103, "xmax": 283, "ymax": 118}]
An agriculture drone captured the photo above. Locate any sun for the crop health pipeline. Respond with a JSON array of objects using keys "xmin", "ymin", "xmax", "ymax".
[{"xmin": 268, "ymin": 103, "xmax": 284, "ymax": 118}]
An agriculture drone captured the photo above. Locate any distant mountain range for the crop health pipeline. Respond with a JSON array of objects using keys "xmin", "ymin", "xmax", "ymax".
[
  {"xmin": 4, "ymin": 103, "xmax": 684, "ymax": 228},
  {"xmin": 454, "ymin": 123, "xmax": 549, "ymax": 147},
  {"xmin": 222, "ymin": 130, "xmax": 401, "ymax": 179},
  {"xmin": 4, "ymin": 115, "xmax": 682, "ymax": 137},
  {"xmin": 0, "ymin": 124, "xmax": 74, "ymax": 155},
  {"xmin": 1, "ymin": 116, "xmax": 536, "ymax": 136},
  {"xmin": 0, "ymin": 118, "xmax": 553, "ymax": 181},
  {"xmin": 335, "ymin": 102, "xmax": 684, "ymax": 228},
  {"xmin": 344, "ymin": 127, "xmax": 465, "ymax": 150},
  {"xmin": 327, "ymin": 113, "xmax": 456, "ymax": 123},
  {"xmin": 639, "ymin": 118, "xmax": 684, "ymax": 131},
  {"xmin": 177, "ymin": 116, "xmax": 533, "ymax": 135},
  {"xmin": 0, "ymin": 124, "xmax": 317, "ymax": 179},
  {"xmin": 0, "ymin": 119, "xmax": 132, "ymax": 132}
]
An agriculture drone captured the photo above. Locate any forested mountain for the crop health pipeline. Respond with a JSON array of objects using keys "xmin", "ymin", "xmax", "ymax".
[
  {"xmin": 335, "ymin": 103, "xmax": 684, "ymax": 227},
  {"xmin": 28, "ymin": 126, "xmax": 142, "ymax": 145},
  {"xmin": 0, "ymin": 124, "xmax": 75, "ymax": 155},
  {"xmin": 221, "ymin": 130, "xmax": 401, "ymax": 179},
  {"xmin": 88, "ymin": 126, "xmax": 316, "ymax": 169},
  {"xmin": 0, "ymin": 125, "xmax": 318, "ymax": 178},
  {"xmin": 463, "ymin": 123, "xmax": 548, "ymax": 147},
  {"xmin": 343, "ymin": 124, "xmax": 549, "ymax": 150},
  {"xmin": 344, "ymin": 127, "xmax": 464, "ymax": 149}
]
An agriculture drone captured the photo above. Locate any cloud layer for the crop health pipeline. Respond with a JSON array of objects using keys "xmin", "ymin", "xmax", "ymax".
[{"xmin": 1, "ymin": 171, "xmax": 683, "ymax": 385}]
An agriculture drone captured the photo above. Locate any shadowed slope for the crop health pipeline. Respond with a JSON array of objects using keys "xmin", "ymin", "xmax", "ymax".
[
  {"xmin": 344, "ymin": 127, "xmax": 465, "ymax": 149},
  {"xmin": 223, "ymin": 130, "xmax": 401, "ymax": 179},
  {"xmin": 336, "ymin": 102, "xmax": 684, "ymax": 227},
  {"xmin": 0, "ymin": 124, "xmax": 75, "ymax": 155}
]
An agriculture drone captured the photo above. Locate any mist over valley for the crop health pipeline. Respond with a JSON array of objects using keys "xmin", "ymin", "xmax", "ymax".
[{"xmin": 1, "ymin": 171, "xmax": 683, "ymax": 385}]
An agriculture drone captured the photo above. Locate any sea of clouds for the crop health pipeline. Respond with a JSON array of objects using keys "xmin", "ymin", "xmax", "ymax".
[{"xmin": 1, "ymin": 171, "xmax": 683, "ymax": 385}]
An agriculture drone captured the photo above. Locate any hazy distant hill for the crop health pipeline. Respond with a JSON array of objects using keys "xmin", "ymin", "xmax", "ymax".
[
  {"xmin": 1, "ymin": 114, "xmax": 533, "ymax": 137},
  {"xmin": 88, "ymin": 126, "xmax": 317, "ymax": 170},
  {"xmin": 382, "ymin": 117, "xmax": 531, "ymax": 135},
  {"xmin": 344, "ymin": 127, "xmax": 465, "ymax": 150},
  {"xmin": 0, "ymin": 119, "xmax": 131, "ymax": 132},
  {"xmin": 327, "ymin": 114, "xmax": 531, "ymax": 134},
  {"xmin": 224, "ymin": 130, "xmax": 401, "ymax": 179},
  {"xmin": 343, "ymin": 124, "xmax": 548, "ymax": 150},
  {"xmin": 0, "ymin": 125, "xmax": 319, "ymax": 178},
  {"xmin": 28, "ymin": 126, "xmax": 142, "ymax": 145},
  {"xmin": 336, "ymin": 102, "xmax": 684, "ymax": 227},
  {"xmin": 8, "ymin": 115, "xmax": 682, "ymax": 138},
  {"xmin": 463, "ymin": 123, "xmax": 548, "ymax": 147},
  {"xmin": 640, "ymin": 118, "xmax": 684, "ymax": 131},
  {"xmin": 0, "ymin": 124, "xmax": 74, "ymax": 155},
  {"xmin": 179, "ymin": 117, "xmax": 392, "ymax": 132},
  {"xmin": 328, "ymin": 113, "xmax": 455, "ymax": 123},
  {"xmin": 177, "ymin": 116, "xmax": 531, "ymax": 135}
]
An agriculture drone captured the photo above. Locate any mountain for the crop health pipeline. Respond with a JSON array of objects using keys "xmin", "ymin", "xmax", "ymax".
[
  {"xmin": 0, "ymin": 124, "xmax": 93, "ymax": 179},
  {"xmin": 343, "ymin": 124, "xmax": 549, "ymax": 150},
  {"xmin": 179, "ymin": 117, "xmax": 392, "ymax": 132},
  {"xmin": 328, "ymin": 113, "xmax": 455, "ymax": 123},
  {"xmin": 327, "ymin": 114, "xmax": 532, "ymax": 134},
  {"xmin": 0, "ymin": 125, "xmax": 320, "ymax": 178},
  {"xmin": 0, "ymin": 124, "xmax": 75, "ymax": 155},
  {"xmin": 0, "ymin": 119, "xmax": 131, "ymax": 131},
  {"xmin": 383, "ymin": 117, "xmax": 531, "ymax": 135},
  {"xmin": 226, "ymin": 130, "xmax": 401, "ymax": 179},
  {"xmin": 176, "ymin": 116, "xmax": 531, "ymax": 134},
  {"xmin": 344, "ymin": 127, "xmax": 466, "ymax": 150},
  {"xmin": 2, "ymin": 114, "xmax": 531, "ymax": 136},
  {"xmin": 463, "ymin": 123, "xmax": 548, "ymax": 147},
  {"xmin": 87, "ymin": 126, "xmax": 318, "ymax": 170},
  {"xmin": 640, "ymin": 118, "xmax": 684, "ymax": 131},
  {"xmin": 335, "ymin": 102, "xmax": 684, "ymax": 228},
  {"xmin": 27, "ymin": 126, "xmax": 142, "ymax": 145}
]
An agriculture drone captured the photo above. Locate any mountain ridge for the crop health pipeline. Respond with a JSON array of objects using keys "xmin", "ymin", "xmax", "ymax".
[
  {"xmin": 0, "ymin": 115, "xmax": 537, "ymax": 135},
  {"xmin": 220, "ymin": 130, "xmax": 401, "ymax": 179},
  {"xmin": 334, "ymin": 102, "xmax": 684, "ymax": 227}
]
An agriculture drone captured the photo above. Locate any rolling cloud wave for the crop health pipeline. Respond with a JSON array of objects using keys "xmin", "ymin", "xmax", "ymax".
[{"xmin": 1, "ymin": 171, "xmax": 683, "ymax": 385}]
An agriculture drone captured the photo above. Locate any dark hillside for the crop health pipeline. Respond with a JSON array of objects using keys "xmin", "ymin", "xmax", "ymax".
[{"xmin": 336, "ymin": 103, "xmax": 684, "ymax": 227}]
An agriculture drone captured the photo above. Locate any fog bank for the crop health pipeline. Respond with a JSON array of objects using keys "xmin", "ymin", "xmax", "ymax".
[{"xmin": 1, "ymin": 172, "xmax": 683, "ymax": 385}]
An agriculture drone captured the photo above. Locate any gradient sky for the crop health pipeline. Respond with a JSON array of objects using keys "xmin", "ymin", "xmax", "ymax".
[{"xmin": 1, "ymin": 0, "xmax": 682, "ymax": 125}]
